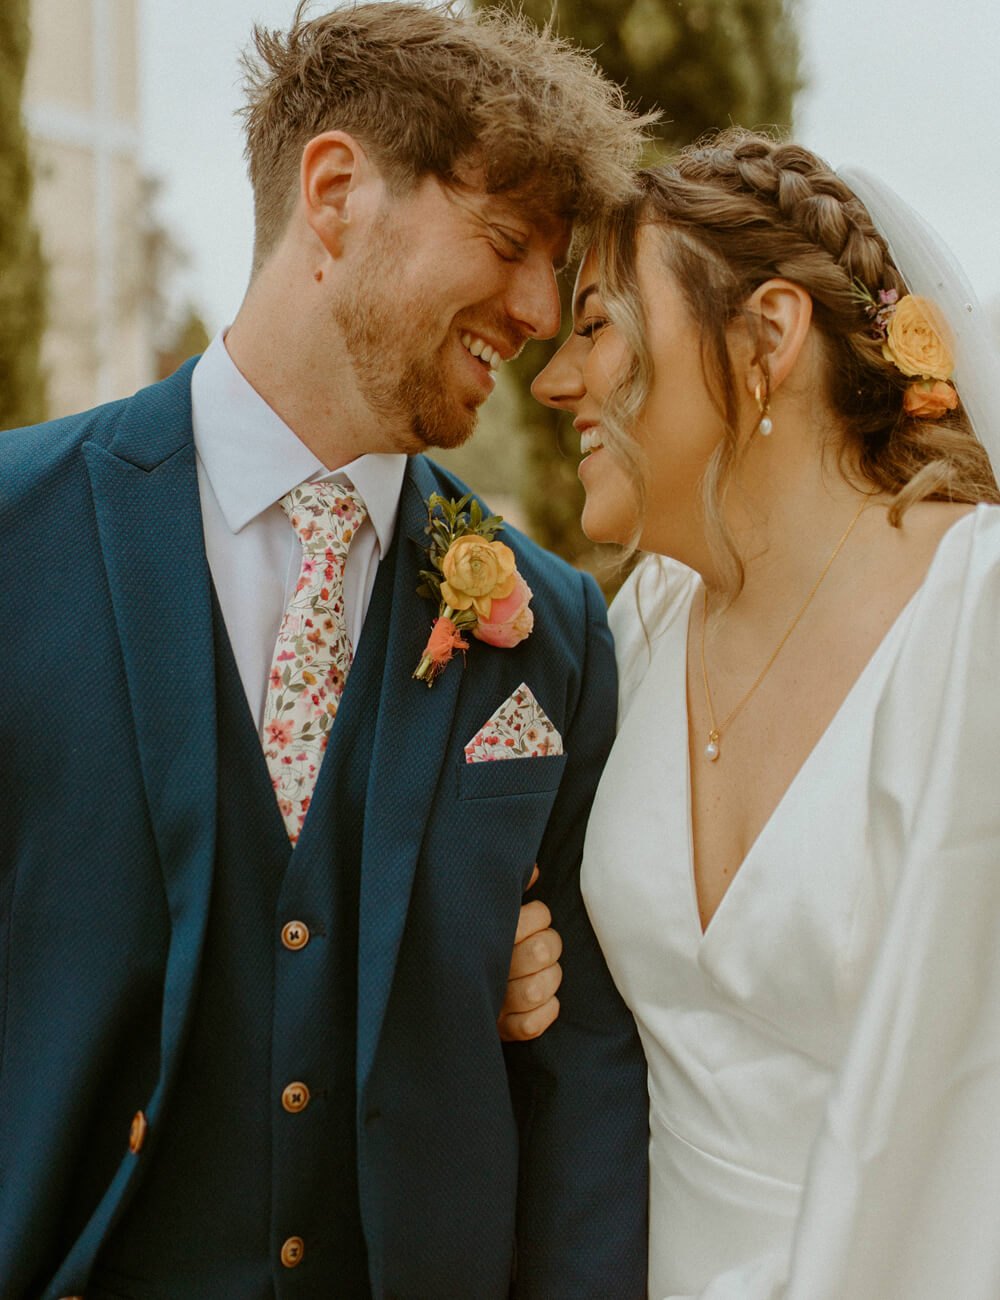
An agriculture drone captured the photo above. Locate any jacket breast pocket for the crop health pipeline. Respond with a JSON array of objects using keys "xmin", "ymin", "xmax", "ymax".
[
  {"xmin": 434, "ymin": 755, "xmax": 568, "ymax": 899},
  {"xmin": 456, "ymin": 753, "xmax": 568, "ymax": 801}
]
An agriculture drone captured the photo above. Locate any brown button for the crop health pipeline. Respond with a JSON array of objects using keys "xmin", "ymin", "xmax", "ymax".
[
  {"xmin": 128, "ymin": 1110, "xmax": 147, "ymax": 1153},
  {"xmin": 281, "ymin": 1235, "xmax": 305, "ymax": 1268},
  {"xmin": 281, "ymin": 920, "xmax": 310, "ymax": 950},
  {"xmin": 281, "ymin": 1081, "xmax": 310, "ymax": 1114}
]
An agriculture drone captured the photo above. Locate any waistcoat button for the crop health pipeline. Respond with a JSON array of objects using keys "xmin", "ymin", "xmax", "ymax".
[
  {"xmin": 281, "ymin": 1081, "xmax": 310, "ymax": 1113},
  {"xmin": 128, "ymin": 1110, "xmax": 147, "ymax": 1153},
  {"xmin": 281, "ymin": 920, "xmax": 310, "ymax": 950},
  {"xmin": 281, "ymin": 1236, "xmax": 305, "ymax": 1268}
]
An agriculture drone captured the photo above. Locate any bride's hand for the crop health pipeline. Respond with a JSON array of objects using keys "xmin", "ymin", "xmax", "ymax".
[{"xmin": 498, "ymin": 866, "xmax": 563, "ymax": 1042}]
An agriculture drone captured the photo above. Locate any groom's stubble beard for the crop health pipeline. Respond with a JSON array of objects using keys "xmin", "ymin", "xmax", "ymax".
[{"xmin": 333, "ymin": 220, "xmax": 481, "ymax": 453}]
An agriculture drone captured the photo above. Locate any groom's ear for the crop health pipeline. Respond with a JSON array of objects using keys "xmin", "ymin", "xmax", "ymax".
[
  {"xmin": 300, "ymin": 130, "xmax": 381, "ymax": 259},
  {"xmin": 739, "ymin": 278, "xmax": 814, "ymax": 395}
]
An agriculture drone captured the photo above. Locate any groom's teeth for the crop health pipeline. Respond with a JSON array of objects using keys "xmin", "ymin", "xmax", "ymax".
[
  {"xmin": 580, "ymin": 430, "xmax": 604, "ymax": 455},
  {"xmin": 461, "ymin": 333, "xmax": 503, "ymax": 371}
]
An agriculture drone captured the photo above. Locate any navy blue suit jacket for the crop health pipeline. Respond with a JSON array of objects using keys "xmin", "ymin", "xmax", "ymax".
[{"xmin": 0, "ymin": 362, "xmax": 648, "ymax": 1297}]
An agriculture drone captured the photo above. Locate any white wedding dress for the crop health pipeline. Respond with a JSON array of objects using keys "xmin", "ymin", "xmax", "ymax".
[{"xmin": 583, "ymin": 505, "xmax": 1000, "ymax": 1299}]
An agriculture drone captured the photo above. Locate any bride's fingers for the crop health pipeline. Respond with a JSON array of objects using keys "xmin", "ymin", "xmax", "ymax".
[
  {"xmin": 504, "ymin": 953, "xmax": 563, "ymax": 1010},
  {"xmin": 512, "ymin": 894, "xmax": 553, "ymax": 944},
  {"xmin": 510, "ymin": 902, "xmax": 563, "ymax": 978},
  {"xmin": 499, "ymin": 866, "xmax": 564, "ymax": 1040},
  {"xmin": 498, "ymin": 994, "xmax": 560, "ymax": 1043},
  {"xmin": 498, "ymin": 955, "xmax": 563, "ymax": 1042},
  {"xmin": 499, "ymin": 951, "xmax": 562, "ymax": 1040}
]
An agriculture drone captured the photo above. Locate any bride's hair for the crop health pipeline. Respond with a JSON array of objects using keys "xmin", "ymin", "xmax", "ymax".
[{"xmin": 596, "ymin": 128, "xmax": 999, "ymax": 592}]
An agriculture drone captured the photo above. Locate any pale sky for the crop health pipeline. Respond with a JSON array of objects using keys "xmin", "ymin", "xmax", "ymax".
[{"xmin": 139, "ymin": 0, "xmax": 1000, "ymax": 334}]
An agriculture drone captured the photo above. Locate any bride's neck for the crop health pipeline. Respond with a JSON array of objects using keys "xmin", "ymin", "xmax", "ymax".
[{"xmin": 701, "ymin": 437, "xmax": 876, "ymax": 621}]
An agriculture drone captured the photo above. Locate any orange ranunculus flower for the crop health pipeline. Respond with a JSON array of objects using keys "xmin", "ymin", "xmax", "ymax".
[
  {"xmin": 883, "ymin": 295, "xmax": 954, "ymax": 381},
  {"xmin": 439, "ymin": 536, "xmax": 516, "ymax": 618},
  {"xmin": 903, "ymin": 379, "xmax": 959, "ymax": 419}
]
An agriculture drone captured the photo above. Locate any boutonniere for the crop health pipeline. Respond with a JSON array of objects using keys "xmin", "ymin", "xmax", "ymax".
[{"xmin": 413, "ymin": 493, "xmax": 534, "ymax": 686}]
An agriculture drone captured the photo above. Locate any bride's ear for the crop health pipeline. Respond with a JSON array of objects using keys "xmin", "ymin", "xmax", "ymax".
[{"xmin": 740, "ymin": 279, "xmax": 814, "ymax": 397}]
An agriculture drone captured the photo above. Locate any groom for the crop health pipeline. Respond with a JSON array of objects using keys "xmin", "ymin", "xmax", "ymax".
[{"xmin": 0, "ymin": 5, "xmax": 649, "ymax": 1297}]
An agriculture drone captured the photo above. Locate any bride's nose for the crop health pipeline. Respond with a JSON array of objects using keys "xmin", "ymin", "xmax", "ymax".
[{"xmin": 531, "ymin": 340, "xmax": 584, "ymax": 411}]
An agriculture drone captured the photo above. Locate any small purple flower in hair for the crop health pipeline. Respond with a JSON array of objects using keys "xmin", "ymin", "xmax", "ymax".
[{"xmin": 855, "ymin": 284, "xmax": 900, "ymax": 341}]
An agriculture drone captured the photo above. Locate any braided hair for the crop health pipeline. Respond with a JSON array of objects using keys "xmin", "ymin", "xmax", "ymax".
[{"xmin": 596, "ymin": 129, "xmax": 998, "ymax": 591}]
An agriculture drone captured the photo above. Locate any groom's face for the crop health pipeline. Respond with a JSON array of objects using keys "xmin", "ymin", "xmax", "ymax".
[{"xmin": 334, "ymin": 172, "xmax": 568, "ymax": 451}]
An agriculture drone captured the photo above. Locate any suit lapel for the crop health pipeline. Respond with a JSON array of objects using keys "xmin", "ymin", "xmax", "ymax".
[
  {"xmin": 356, "ymin": 457, "xmax": 464, "ymax": 1086},
  {"xmin": 83, "ymin": 360, "xmax": 218, "ymax": 1082}
]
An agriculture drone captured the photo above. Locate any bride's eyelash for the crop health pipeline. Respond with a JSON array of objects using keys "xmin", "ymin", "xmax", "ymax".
[{"xmin": 575, "ymin": 317, "xmax": 608, "ymax": 339}]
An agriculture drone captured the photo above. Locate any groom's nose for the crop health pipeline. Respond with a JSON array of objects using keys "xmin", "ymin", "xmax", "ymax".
[{"xmin": 505, "ymin": 257, "xmax": 562, "ymax": 342}]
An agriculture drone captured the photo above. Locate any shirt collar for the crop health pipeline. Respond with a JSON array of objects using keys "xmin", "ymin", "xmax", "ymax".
[{"xmin": 190, "ymin": 329, "xmax": 406, "ymax": 558}]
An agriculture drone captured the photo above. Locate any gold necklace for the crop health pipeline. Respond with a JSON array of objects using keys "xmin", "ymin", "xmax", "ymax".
[{"xmin": 700, "ymin": 490, "xmax": 875, "ymax": 763}]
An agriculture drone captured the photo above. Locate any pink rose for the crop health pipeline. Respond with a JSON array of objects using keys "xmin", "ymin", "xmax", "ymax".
[{"xmin": 473, "ymin": 574, "xmax": 534, "ymax": 648}]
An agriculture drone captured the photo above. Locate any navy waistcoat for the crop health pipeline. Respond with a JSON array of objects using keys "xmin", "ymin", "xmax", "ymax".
[{"xmin": 89, "ymin": 548, "xmax": 397, "ymax": 1299}]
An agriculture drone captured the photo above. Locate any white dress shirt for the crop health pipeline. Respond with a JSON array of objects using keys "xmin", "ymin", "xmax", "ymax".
[{"xmin": 190, "ymin": 330, "xmax": 407, "ymax": 729}]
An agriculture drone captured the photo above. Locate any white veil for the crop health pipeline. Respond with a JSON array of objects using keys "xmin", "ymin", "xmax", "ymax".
[{"xmin": 838, "ymin": 166, "xmax": 1000, "ymax": 478}]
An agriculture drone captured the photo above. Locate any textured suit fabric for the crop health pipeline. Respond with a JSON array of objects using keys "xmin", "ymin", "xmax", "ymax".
[{"xmin": 0, "ymin": 363, "xmax": 648, "ymax": 1299}]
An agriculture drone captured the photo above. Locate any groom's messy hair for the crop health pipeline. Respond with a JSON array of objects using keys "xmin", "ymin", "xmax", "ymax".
[{"xmin": 239, "ymin": 1, "xmax": 654, "ymax": 275}]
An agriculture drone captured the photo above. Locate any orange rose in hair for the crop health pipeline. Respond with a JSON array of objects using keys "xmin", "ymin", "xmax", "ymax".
[
  {"xmin": 903, "ymin": 379, "xmax": 959, "ymax": 419},
  {"xmin": 883, "ymin": 294, "xmax": 954, "ymax": 381}
]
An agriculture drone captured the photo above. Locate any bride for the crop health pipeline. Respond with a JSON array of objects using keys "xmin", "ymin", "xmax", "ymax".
[{"xmin": 531, "ymin": 129, "xmax": 1000, "ymax": 1298}]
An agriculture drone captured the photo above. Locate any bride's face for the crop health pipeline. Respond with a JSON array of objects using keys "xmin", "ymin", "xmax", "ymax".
[{"xmin": 531, "ymin": 226, "xmax": 726, "ymax": 556}]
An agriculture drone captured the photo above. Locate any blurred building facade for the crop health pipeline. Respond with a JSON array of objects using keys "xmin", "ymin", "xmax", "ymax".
[{"xmin": 23, "ymin": 0, "xmax": 154, "ymax": 417}]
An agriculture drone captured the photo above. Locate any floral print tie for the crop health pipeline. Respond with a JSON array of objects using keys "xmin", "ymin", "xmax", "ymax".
[{"xmin": 262, "ymin": 482, "xmax": 367, "ymax": 844}]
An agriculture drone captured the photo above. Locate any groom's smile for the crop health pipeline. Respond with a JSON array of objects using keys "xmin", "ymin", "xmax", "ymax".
[{"xmin": 336, "ymin": 169, "xmax": 568, "ymax": 453}]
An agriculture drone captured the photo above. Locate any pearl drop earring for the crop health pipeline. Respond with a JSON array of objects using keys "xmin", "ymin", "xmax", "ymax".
[{"xmin": 754, "ymin": 382, "xmax": 773, "ymax": 437}]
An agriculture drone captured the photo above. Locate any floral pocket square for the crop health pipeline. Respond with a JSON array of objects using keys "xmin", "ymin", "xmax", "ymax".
[{"xmin": 464, "ymin": 683, "xmax": 564, "ymax": 762}]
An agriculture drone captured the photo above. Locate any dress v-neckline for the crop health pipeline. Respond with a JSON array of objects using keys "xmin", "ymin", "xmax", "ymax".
[{"xmin": 679, "ymin": 513, "xmax": 965, "ymax": 942}]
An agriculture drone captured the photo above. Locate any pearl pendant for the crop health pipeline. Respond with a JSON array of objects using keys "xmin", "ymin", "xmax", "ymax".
[
  {"xmin": 759, "ymin": 416, "xmax": 773, "ymax": 436},
  {"xmin": 705, "ymin": 731, "xmax": 720, "ymax": 762}
]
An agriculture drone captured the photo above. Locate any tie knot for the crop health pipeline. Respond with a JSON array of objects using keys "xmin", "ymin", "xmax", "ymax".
[{"xmin": 280, "ymin": 482, "xmax": 367, "ymax": 554}]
